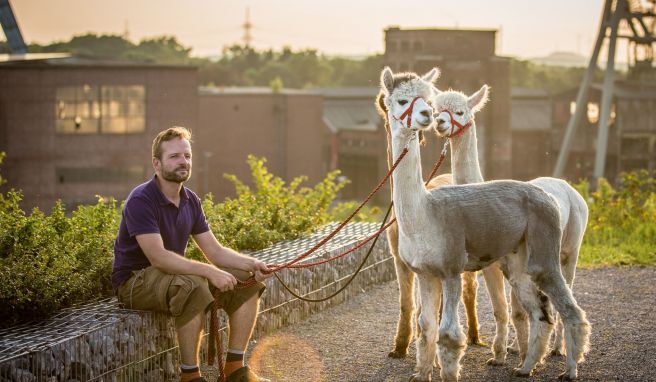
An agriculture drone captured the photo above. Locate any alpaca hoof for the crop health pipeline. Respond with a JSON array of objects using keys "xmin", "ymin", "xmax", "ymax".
[
  {"xmin": 512, "ymin": 368, "xmax": 532, "ymax": 378},
  {"xmin": 409, "ymin": 373, "xmax": 430, "ymax": 382},
  {"xmin": 388, "ymin": 348, "xmax": 408, "ymax": 358},
  {"xmin": 550, "ymin": 348, "xmax": 565, "ymax": 357},
  {"xmin": 558, "ymin": 371, "xmax": 577, "ymax": 380},
  {"xmin": 486, "ymin": 357, "xmax": 505, "ymax": 366},
  {"xmin": 468, "ymin": 338, "xmax": 488, "ymax": 347}
]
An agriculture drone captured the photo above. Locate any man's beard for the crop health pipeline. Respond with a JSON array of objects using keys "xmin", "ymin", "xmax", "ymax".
[{"xmin": 161, "ymin": 166, "xmax": 191, "ymax": 183}]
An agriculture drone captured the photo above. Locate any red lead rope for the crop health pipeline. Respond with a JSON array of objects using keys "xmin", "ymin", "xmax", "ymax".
[{"xmin": 207, "ymin": 97, "xmax": 451, "ymax": 382}]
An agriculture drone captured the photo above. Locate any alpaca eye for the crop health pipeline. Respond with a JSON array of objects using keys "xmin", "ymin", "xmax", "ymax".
[
  {"xmin": 398, "ymin": 100, "xmax": 408, "ymax": 106},
  {"xmin": 456, "ymin": 111, "xmax": 464, "ymax": 116}
]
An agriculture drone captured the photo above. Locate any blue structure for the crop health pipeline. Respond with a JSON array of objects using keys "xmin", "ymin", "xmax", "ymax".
[{"xmin": 0, "ymin": 0, "xmax": 27, "ymax": 54}]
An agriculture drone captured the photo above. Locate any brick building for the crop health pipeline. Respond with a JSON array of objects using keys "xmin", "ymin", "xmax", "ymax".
[
  {"xmin": 0, "ymin": 55, "xmax": 198, "ymax": 210},
  {"xmin": 196, "ymin": 87, "xmax": 326, "ymax": 199},
  {"xmin": 384, "ymin": 27, "xmax": 512, "ymax": 180}
]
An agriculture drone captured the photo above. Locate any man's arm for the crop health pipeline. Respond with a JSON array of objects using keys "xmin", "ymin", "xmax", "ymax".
[
  {"xmin": 192, "ymin": 230, "xmax": 272, "ymax": 282},
  {"xmin": 135, "ymin": 233, "xmax": 238, "ymax": 291}
]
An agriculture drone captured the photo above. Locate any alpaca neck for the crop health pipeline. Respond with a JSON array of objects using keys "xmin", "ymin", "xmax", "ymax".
[
  {"xmin": 390, "ymin": 131, "xmax": 427, "ymax": 221},
  {"xmin": 449, "ymin": 123, "xmax": 484, "ymax": 185}
]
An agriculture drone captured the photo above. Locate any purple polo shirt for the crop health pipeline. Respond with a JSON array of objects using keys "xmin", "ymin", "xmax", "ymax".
[{"xmin": 111, "ymin": 175, "xmax": 210, "ymax": 290}]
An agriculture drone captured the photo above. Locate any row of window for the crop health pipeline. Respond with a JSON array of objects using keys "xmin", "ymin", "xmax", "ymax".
[{"xmin": 56, "ymin": 85, "xmax": 146, "ymax": 134}]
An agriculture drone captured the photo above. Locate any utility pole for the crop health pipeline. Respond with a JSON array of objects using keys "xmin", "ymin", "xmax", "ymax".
[{"xmin": 242, "ymin": 7, "xmax": 253, "ymax": 48}]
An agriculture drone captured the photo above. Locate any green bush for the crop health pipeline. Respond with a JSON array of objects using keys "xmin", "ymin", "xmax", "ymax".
[
  {"xmin": 1, "ymin": 153, "xmax": 377, "ymax": 325},
  {"xmin": 187, "ymin": 155, "xmax": 355, "ymax": 260},
  {"xmin": 573, "ymin": 170, "xmax": 656, "ymax": 267},
  {"xmin": 0, "ymin": 191, "xmax": 120, "ymax": 326}
]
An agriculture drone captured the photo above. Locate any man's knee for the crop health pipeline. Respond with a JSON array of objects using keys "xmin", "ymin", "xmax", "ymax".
[{"xmin": 170, "ymin": 274, "xmax": 214, "ymax": 327}]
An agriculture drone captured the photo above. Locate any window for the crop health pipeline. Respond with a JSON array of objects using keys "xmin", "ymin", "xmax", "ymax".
[{"xmin": 56, "ymin": 85, "xmax": 146, "ymax": 134}]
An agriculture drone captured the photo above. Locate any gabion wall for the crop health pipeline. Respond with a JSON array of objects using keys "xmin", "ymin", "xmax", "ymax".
[{"xmin": 0, "ymin": 222, "xmax": 395, "ymax": 382}]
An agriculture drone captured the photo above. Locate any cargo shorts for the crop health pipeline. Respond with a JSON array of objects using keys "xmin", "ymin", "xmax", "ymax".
[{"xmin": 116, "ymin": 266, "xmax": 266, "ymax": 327}]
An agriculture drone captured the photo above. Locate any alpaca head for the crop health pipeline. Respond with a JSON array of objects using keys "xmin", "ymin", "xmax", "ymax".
[
  {"xmin": 376, "ymin": 67, "xmax": 440, "ymax": 140},
  {"xmin": 431, "ymin": 85, "xmax": 489, "ymax": 138}
]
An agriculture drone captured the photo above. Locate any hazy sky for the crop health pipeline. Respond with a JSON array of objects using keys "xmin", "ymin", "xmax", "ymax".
[{"xmin": 8, "ymin": 0, "xmax": 604, "ymax": 59}]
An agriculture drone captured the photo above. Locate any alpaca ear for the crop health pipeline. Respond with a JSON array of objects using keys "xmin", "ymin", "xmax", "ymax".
[
  {"xmin": 421, "ymin": 67, "xmax": 440, "ymax": 84},
  {"xmin": 381, "ymin": 67, "xmax": 394, "ymax": 95},
  {"xmin": 468, "ymin": 84, "xmax": 489, "ymax": 113}
]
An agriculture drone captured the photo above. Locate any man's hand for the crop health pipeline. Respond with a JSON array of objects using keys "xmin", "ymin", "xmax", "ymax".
[
  {"xmin": 206, "ymin": 268, "xmax": 238, "ymax": 292},
  {"xmin": 252, "ymin": 259, "xmax": 273, "ymax": 282}
]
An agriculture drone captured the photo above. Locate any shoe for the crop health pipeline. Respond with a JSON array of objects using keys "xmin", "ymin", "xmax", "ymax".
[{"xmin": 225, "ymin": 366, "xmax": 271, "ymax": 382}]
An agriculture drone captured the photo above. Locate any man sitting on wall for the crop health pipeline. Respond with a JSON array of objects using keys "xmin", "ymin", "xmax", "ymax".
[{"xmin": 112, "ymin": 126, "xmax": 272, "ymax": 382}]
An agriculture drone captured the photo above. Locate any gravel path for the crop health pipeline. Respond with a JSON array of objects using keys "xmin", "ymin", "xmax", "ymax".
[{"xmin": 240, "ymin": 267, "xmax": 656, "ymax": 381}]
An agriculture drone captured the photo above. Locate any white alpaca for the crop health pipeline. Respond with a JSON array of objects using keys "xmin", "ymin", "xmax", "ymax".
[
  {"xmin": 427, "ymin": 84, "xmax": 510, "ymax": 366},
  {"xmin": 382, "ymin": 131, "xmax": 494, "ymax": 358},
  {"xmin": 432, "ymin": 87, "xmax": 589, "ymax": 366},
  {"xmin": 378, "ymin": 67, "xmax": 590, "ymax": 381}
]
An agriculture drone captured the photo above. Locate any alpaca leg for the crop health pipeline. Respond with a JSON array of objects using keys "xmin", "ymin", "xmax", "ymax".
[
  {"xmin": 552, "ymin": 248, "xmax": 580, "ymax": 357},
  {"xmin": 530, "ymin": 270, "xmax": 589, "ymax": 380},
  {"xmin": 507, "ymin": 277, "xmax": 554, "ymax": 377},
  {"xmin": 437, "ymin": 276, "xmax": 467, "ymax": 382},
  {"xmin": 411, "ymin": 274, "xmax": 442, "ymax": 382},
  {"xmin": 462, "ymin": 271, "xmax": 481, "ymax": 345},
  {"xmin": 508, "ymin": 287, "xmax": 528, "ymax": 361},
  {"xmin": 390, "ymin": 253, "xmax": 416, "ymax": 358},
  {"xmin": 481, "ymin": 262, "xmax": 509, "ymax": 366},
  {"xmin": 506, "ymin": 248, "xmax": 554, "ymax": 377}
]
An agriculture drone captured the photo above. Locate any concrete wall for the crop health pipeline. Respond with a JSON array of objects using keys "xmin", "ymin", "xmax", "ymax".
[{"xmin": 196, "ymin": 91, "xmax": 326, "ymax": 199}]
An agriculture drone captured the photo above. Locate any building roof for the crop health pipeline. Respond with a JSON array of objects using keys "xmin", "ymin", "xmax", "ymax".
[
  {"xmin": 199, "ymin": 86, "xmax": 317, "ymax": 96},
  {"xmin": 591, "ymin": 82, "xmax": 656, "ymax": 100},
  {"xmin": 0, "ymin": 53, "xmax": 195, "ymax": 69},
  {"xmin": 323, "ymin": 98, "xmax": 381, "ymax": 133},
  {"xmin": 511, "ymin": 99, "xmax": 552, "ymax": 131},
  {"xmin": 511, "ymin": 87, "xmax": 550, "ymax": 98},
  {"xmin": 314, "ymin": 87, "xmax": 380, "ymax": 98}
]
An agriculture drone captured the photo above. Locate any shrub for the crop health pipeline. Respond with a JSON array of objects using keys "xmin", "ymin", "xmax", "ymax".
[
  {"xmin": 573, "ymin": 170, "xmax": 656, "ymax": 267},
  {"xmin": 1, "ymin": 153, "xmax": 377, "ymax": 325},
  {"xmin": 0, "ymin": 191, "xmax": 120, "ymax": 325},
  {"xmin": 187, "ymin": 155, "xmax": 355, "ymax": 260}
]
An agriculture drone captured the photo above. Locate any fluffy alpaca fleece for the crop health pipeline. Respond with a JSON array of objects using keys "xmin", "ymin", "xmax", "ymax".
[
  {"xmin": 380, "ymin": 87, "xmax": 504, "ymax": 362},
  {"xmin": 378, "ymin": 67, "xmax": 590, "ymax": 381},
  {"xmin": 386, "ymin": 176, "xmax": 489, "ymax": 359},
  {"xmin": 433, "ymin": 87, "xmax": 590, "ymax": 375},
  {"xmin": 428, "ymin": 84, "xmax": 511, "ymax": 366}
]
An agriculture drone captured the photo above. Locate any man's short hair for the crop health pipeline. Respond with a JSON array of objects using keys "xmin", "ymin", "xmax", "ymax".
[{"xmin": 152, "ymin": 126, "xmax": 192, "ymax": 159}]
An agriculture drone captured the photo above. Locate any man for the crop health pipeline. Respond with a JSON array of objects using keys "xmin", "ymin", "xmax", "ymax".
[{"xmin": 112, "ymin": 126, "xmax": 272, "ymax": 382}]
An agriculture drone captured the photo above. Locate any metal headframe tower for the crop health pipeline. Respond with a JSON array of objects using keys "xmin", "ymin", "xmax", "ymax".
[
  {"xmin": 0, "ymin": 0, "xmax": 27, "ymax": 54},
  {"xmin": 553, "ymin": 0, "xmax": 656, "ymax": 181}
]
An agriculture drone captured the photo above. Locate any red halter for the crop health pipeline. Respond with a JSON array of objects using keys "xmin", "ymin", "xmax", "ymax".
[
  {"xmin": 439, "ymin": 109, "xmax": 473, "ymax": 138},
  {"xmin": 393, "ymin": 96, "xmax": 422, "ymax": 128}
]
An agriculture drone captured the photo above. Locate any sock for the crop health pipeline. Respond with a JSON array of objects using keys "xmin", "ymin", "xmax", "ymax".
[
  {"xmin": 225, "ymin": 349, "xmax": 245, "ymax": 376},
  {"xmin": 180, "ymin": 364, "xmax": 201, "ymax": 382}
]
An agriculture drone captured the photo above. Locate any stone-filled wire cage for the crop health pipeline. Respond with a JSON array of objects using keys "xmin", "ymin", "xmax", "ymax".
[{"xmin": 0, "ymin": 222, "xmax": 395, "ymax": 382}]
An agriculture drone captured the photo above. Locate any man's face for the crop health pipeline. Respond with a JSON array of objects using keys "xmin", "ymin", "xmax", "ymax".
[{"xmin": 155, "ymin": 137, "xmax": 192, "ymax": 183}]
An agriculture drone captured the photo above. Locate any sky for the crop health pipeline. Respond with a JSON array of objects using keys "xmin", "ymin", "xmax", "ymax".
[{"xmin": 8, "ymin": 0, "xmax": 604, "ymax": 59}]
